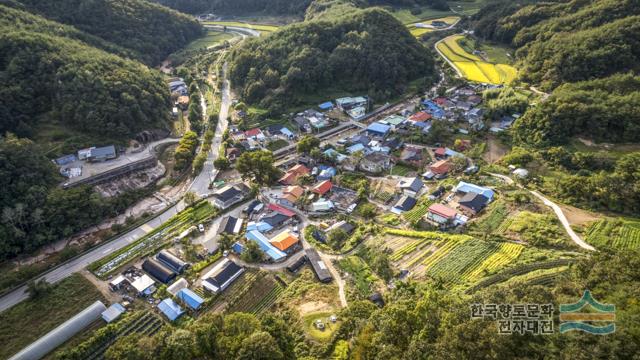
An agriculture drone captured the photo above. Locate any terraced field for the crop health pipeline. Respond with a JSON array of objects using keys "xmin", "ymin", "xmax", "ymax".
[
  {"xmin": 225, "ymin": 271, "xmax": 284, "ymax": 314},
  {"xmin": 437, "ymin": 34, "xmax": 517, "ymax": 85},
  {"xmin": 403, "ymin": 198, "xmax": 434, "ymax": 223},
  {"xmin": 585, "ymin": 218, "xmax": 640, "ymax": 250}
]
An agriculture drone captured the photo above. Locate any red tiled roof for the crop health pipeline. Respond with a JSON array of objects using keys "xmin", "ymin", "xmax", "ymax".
[
  {"xmin": 409, "ymin": 111, "xmax": 432, "ymax": 122},
  {"xmin": 430, "ymin": 160, "xmax": 450, "ymax": 174},
  {"xmin": 289, "ymin": 164, "xmax": 310, "ymax": 175},
  {"xmin": 244, "ymin": 128, "xmax": 263, "ymax": 137},
  {"xmin": 312, "ymin": 180, "xmax": 332, "ymax": 195},
  {"xmin": 428, "ymin": 204, "xmax": 457, "ymax": 219},
  {"xmin": 434, "ymin": 97, "xmax": 447, "ymax": 105},
  {"xmin": 434, "ymin": 147, "xmax": 446, "ymax": 156},
  {"xmin": 267, "ymin": 203, "xmax": 295, "ymax": 217}
]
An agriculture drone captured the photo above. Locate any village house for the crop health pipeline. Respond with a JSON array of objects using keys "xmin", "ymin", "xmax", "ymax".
[
  {"xmin": 426, "ymin": 203, "xmax": 457, "ymax": 225},
  {"xmin": 359, "ymin": 153, "xmax": 392, "ymax": 174},
  {"xmin": 399, "ymin": 146, "xmax": 424, "ymax": 167},
  {"xmin": 279, "ymin": 164, "xmax": 310, "ymax": 186},
  {"xmin": 312, "ymin": 180, "xmax": 333, "ymax": 196},
  {"xmin": 397, "ymin": 177, "xmax": 424, "ymax": 197},
  {"xmin": 391, "ymin": 195, "xmax": 417, "ymax": 214},
  {"xmin": 458, "ymin": 192, "xmax": 490, "ymax": 216},
  {"xmin": 211, "ymin": 184, "xmax": 248, "ymax": 209}
]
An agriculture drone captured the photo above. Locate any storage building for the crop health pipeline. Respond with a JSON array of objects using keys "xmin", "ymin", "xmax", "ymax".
[
  {"xmin": 201, "ymin": 258, "xmax": 245, "ymax": 294},
  {"xmin": 142, "ymin": 259, "xmax": 176, "ymax": 284},
  {"xmin": 157, "ymin": 250, "xmax": 188, "ymax": 274},
  {"xmin": 306, "ymin": 248, "xmax": 332, "ymax": 283}
]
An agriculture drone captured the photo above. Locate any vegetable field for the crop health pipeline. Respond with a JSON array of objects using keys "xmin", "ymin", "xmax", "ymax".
[
  {"xmin": 437, "ymin": 35, "xmax": 517, "ymax": 85},
  {"xmin": 585, "ymin": 218, "xmax": 640, "ymax": 250},
  {"xmin": 224, "ymin": 271, "xmax": 283, "ymax": 315},
  {"xmin": 403, "ymin": 198, "xmax": 434, "ymax": 223},
  {"xmin": 337, "ymin": 256, "xmax": 379, "ymax": 298}
]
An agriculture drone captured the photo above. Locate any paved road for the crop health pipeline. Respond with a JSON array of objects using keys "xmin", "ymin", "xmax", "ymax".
[
  {"xmin": 188, "ymin": 62, "xmax": 232, "ymax": 197},
  {"xmin": 0, "ymin": 64, "xmax": 235, "ymax": 314},
  {"xmin": 488, "ymin": 173, "xmax": 595, "ymax": 251}
]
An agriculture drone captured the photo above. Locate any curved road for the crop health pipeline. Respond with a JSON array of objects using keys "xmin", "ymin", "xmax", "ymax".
[{"xmin": 488, "ymin": 173, "xmax": 595, "ymax": 251}]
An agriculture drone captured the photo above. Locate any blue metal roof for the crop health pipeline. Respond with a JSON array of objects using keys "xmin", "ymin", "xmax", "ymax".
[
  {"xmin": 158, "ymin": 298, "xmax": 184, "ymax": 321},
  {"xmin": 176, "ymin": 288, "xmax": 205, "ymax": 310},
  {"xmin": 347, "ymin": 143, "xmax": 366, "ymax": 154},
  {"xmin": 246, "ymin": 221, "xmax": 273, "ymax": 232},
  {"xmin": 318, "ymin": 101, "xmax": 333, "ymax": 110},
  {"xmin": 455, "ymin": 181, "xmax": 495, "ymax": 201},
  {"xmin": 232, "ymin": 242, "xmax": 244, "ymax": 254},
  {"xmin": 246, "ymin": 230, "xmax": 286, "ymax": 261},
  {"xmin": 366, "ymin": 122, "xmax": 391, "ymax": 135}
]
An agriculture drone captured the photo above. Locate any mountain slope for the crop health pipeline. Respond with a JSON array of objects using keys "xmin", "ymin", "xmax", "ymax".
[
  {"xmin": 13, "ymin": 0, "xmax": 203, "ymax": 65},
  {"xmin": 229, "ymin": 7, "xmax": 435, "ymax": 110}
]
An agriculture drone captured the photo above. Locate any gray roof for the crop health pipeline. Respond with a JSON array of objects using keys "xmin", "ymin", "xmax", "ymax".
[{"xmin": 89, "ymin": 145, "xmax": 116, "ymax": 158}]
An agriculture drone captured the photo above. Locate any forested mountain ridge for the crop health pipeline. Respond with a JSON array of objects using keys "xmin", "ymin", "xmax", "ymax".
[
  {"xmin": 0, "ymin": 5, "xmax": 172, "ymax": 140},
  {"xmin": 10, "ymin": 0, "xmax": 203, "ymax": 65},
  {"xmin": 229, "ymin": 7, "xmax": 435, "ymax": 110}
]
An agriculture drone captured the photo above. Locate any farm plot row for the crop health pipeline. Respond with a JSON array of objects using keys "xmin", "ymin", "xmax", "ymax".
[
  {"xmin": 424, "ymin": 239, "xmax": 499, "ymax": 284},
  {"xmin": 59, "ymin": 311, "xmax": 163, "ymax": 360},
  {"xmin": 403, "ymin": 199, "xmax": 435, "ymax": 223},
  {"xmin": 226, "ymin": 273, "xmax": 283, "ymax": 314},
  {"xmin": 337, "ymin": 256, "xmax": 379, "ymax": 298},
  {"xmin": 585, "ymin": 218, "xmax": 640, "ymax": 250},
  {"xmin": 465, "ymin": 259, "xmax": 576, "ymax": 294}
]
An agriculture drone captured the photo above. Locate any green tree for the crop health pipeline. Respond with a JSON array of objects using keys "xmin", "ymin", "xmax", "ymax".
[
  {"xmin": 26, "ymin": 278, "xmax": 51, "ymax": 299},
  {"xmin": 236, "ymin": 150, "xmax": 280, "ymax": 185},
  {"xmin": 237, "ymin": 331, "xmax": 283, "ymax": 360},
  {"xmin": 240, "ymin": 240, "xmax": 263, "ymax": 263},
  {"xmin": 184, "ymin": 191, "xmax": 198, "ymax": 206},
  {"xmin": 297, "ymin": 135, "xmax": 320, "ymax": 154}
]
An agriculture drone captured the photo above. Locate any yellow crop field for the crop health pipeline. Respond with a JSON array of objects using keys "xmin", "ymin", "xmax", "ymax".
[
  {"xmin": 437, "ymin": 34, "xmax": 518, "ymax": 85},
  {"xmin": 462, "ymin": 243, "xmax": 524, "ymax": 282},
  {"xmin": 444, "ymin": 35, "xmax": 482, "ymax": 61},
  {"xmin": 203, "ymin": 21, "xmax": 279, "ymax": 32},
  {"xmin": 454, "ymin": 61, "xmax": 491, "ymax": 83}
]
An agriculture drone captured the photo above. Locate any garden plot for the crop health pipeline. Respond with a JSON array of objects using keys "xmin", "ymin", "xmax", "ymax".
[
  {"xmin": 225, "ymin": 272, "xmax": 284, "ymax": 314},
  {"xmin": 370, "ymin": 178, "xmax": 398, "ymax": 203},
  {"xmin": 337, "ymin": 256, "xmax": 381, "ymax": 299},
  {"xmin": 585, "ymin": 218, "xmax": 640, "ymax": 250}
]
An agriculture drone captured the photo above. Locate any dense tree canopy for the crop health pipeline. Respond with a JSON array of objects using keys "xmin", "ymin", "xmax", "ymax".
[
  {"xmin": 229, "ymin": 8, "xmax": 435, "ymax": 111},
  {"xmin": 513, "ymin": 74, "xmax": 640, "ymax": 146},
  {"xmin": 471, "ymin": 0, "xmax": 640, "ymax": 91},
  {"xmin": 0, "ymin": 135, "xmax": 143, "ymax": 259},
  {"xmin": 14, "ymin": 0, "xmax": 203, "ymax": 65}
]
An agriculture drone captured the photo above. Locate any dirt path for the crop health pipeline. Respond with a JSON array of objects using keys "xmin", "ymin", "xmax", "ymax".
[
  {"xmin": 559, "ymin": 204, "xmax": 600, "ymax": 226},
  {"xmin": 489, "ymin": 173, "xmax": 595, "ymax": 251},
  {"xmin": 484, "ymin": 136, "xmax": 509, "ymax": 163}
]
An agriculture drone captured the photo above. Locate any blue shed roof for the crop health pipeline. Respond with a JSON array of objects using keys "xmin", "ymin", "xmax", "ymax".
[
  {"xmin": 176, "ymin": 288, "xmax": 205, "ymax": 310},
  {"xmin": 246, "ymin": 230, "xmax": 286, "ymax": 261},
  {"xmin": 454, "ymin": 181, "xmax": 495, "ymax": 200},
  {"xmin": 246, "ymin": 221, "xmax": 273, "ymax": 232},
  {"xmin": 367, "ymin": 122, "xmax": 391, "ymax": 135},
  {"xmin": 232, "ymin": 242, "xmax": 244, "ymax": 254},
  {"xmin": 158, "ymin": 298, "xmax": 184, "ymax": 321},
  {"xmin": 318, "ymin": 101, "xmax": 333, "ymax": 110},
  {"xmin": 347, "ymin": 143, "xmax": 366, "ymax": 154}
]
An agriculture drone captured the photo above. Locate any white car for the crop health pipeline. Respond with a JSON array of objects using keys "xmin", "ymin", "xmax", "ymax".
[{"xmin": 198, "ymin": 224, "xmax": 205, "ymax": 233}]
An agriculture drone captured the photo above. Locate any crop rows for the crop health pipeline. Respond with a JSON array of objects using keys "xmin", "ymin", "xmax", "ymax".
[
  {"xmin": 421, "ymin": 238, "xmax": 466, "ymax": 270},
  {"xmin": 585, "ymin": 219, "xmax": 640, "ymax": 250},
  {"xmin": 465, "ymin": 259, "xmax": 576, "ymax": 294},
  {"xmin": 251, "ymin": 285, "xmax": 284, "ymax": 315},
  {"xmin": 84, "ymin": 311, "xmax": 163, "ymax": 360},
  {"xmin": 403, "ymin": 200, "xmax": 434, "ymax": 223},
  {"xmin": 390, "ymin": 240, "xmax": 425, "ymax": 261},
  {"xmin": 462, "ymin": 243, "xmax": 524, "ymax": 282},
  {"xmin": 478, "ymin": 202, "xmax": 508, "ymax": 233},
  {"xmin": 425, "ymin": 240, "xmax": 499, "ymax": 283}
]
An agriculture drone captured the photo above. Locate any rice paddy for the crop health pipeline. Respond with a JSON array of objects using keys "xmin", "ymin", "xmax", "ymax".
[{"xmin": 437, "ymin": 34, "xmax": 518, "ymax": 85}]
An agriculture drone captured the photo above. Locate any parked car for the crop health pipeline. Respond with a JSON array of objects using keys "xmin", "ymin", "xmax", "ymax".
[{"xmin": 198, "ymin": 224, "xmax": 205, "ymax": 232}]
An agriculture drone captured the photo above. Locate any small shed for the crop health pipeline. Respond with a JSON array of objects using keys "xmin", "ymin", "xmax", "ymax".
[
  {"xmin": 158, "ymin": 298, "xmax": 184, "ymax": 321},
  {"xmin": 101, "ymin": 303, "xmax": 126, "ymax": 323},
  {"xmin": 176, "ymin": 288, "xmax": 205, "ymax": 310}
]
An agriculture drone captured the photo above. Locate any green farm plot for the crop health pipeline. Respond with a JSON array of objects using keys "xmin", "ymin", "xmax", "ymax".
[
  {"xmin": 390, "ymin": 163, "xmax": 416, "ymax": 176},
  {"xmin": 403, "ymin": 198, "xmax": 434, "ymax": 223},
  {"xmin": 504, "ymin": 211, "xmax": 572, "ymax": 248},
  {"xmin": 303, "ymin": 312, "xmax": 341, "ymax": 342},
  {"xmin": 226, "ymin": 272, "xmax": 283, "ymax": 314},
  {"xmin": 338, "ymin": 256, "xmax": 379, "ymax": 298},
  {"xmin": 389, "ymin": 6, "xmax": 455, "ymax": 24},
  {"xmin": 425, "ymin": 240, "xmax": 500, "ymax": 284},
  {"xmin": 266, "ymin": 139, "xmax": 289, "ymax": 151},
  {"xmin": 0, "ymin": 274, "xmax": 105, "ymax": 360},
  {"xmin": 55, "ymin": 311, "xmax": 163, "ymax": 360},
  {"xmin": 185, "ymin": 30, "xmax": 237, "ymax": 51},
  {"xmin": 475, "ymin": 201, "xmax": 509, "ymax": 233},
  {"xmin": 585, "ymin": 218, "xmax": 640, "ymax": 250},
  {"xmin": 448, "ymin": 0, "xmax": 488, "ymax": 15}
]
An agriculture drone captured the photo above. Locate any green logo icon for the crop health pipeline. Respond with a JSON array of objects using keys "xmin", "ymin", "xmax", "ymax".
[{"xmin": 559, "ymin": 290, "xmax": 615, "ymax": 335}]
